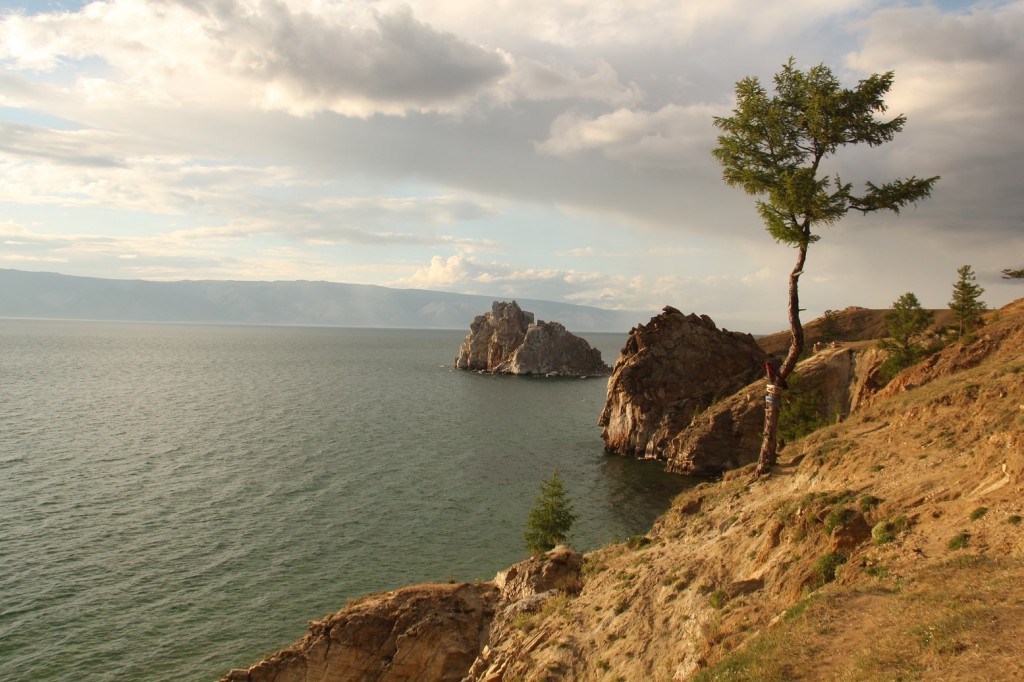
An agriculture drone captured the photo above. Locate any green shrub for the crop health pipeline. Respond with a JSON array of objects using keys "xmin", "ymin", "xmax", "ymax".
[
  {"xmin": 947, "ymin": 531, "xmax": 971, "ymax": 551},
  {"xmin": 779, "ymin": 373, "xmax": 831, "ymax": 441},
  {"xmin": 823, "ymin": 506, "xmax": 856, "ymax": 535},
  {"xmin": 1008, "ymin": 515, "xmax": 1022, "ymax": 526},
  {"xmin": 871, "ymin": 517, "xmax": 908, "ymax": 546},
  {"xmin": 969, "ymin": 507, "xmax": 988, "ymax": 521},
  {"xmin": 812, "ymin": 552, "xmax": 848, "ymax": 585},
  {"xmin": 709, "ymin": 590, "xmax": 728, "ymax": 609},
  {"xmin": 857, "ymin": 494, "xmax": 882, "ymax": 512}
]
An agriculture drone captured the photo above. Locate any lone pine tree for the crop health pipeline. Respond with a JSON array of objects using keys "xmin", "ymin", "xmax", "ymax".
[
  {"xmin": 712, "ymin": 58, "xmax": 938, "ymax": 475},
  {"xmin": 878, "ymin": 292, "xmax": 935, "ymax": 380},
  {"xmin": 523, "ymin": 469, "xmax": 577, "ymax": 555},
  {"xmin": 949, "ymin": 264, "xmax": 986, "ymax": 341}
]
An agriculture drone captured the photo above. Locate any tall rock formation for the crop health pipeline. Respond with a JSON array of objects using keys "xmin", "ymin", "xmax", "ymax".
[
  {"xmin": 599, "ymin": 306, "xmax": 766, "ymax": 459},
  {"xmin": 454, "ymin": 301, "xmax": 610, "ymax": 376}
]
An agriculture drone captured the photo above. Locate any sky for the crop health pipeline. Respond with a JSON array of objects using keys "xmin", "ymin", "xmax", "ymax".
[{"xmin": 0, "ymin": 0, "xmax": 1022, "ymax": 332}]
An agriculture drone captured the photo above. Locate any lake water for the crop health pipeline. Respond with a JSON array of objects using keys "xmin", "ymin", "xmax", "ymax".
[{"xmin": 0, "ymin": 319, "xmax": 695, "ymax": 681}]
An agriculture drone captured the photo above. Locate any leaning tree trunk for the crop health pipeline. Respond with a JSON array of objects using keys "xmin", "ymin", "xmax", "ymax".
[{"xmin": 755, "ymin": 244, "xmax": 808, "ymax": 476}]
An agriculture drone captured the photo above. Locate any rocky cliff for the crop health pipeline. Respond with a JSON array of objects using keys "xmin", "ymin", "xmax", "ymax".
[
  {"xmin": 598, "ymin": 306, "xmax": 766, "ymax": 459},
  {"xmin": 664, "ymin": 344, "xmax": 886, "ymax": 475},
  {"xmin": 462, "ymin": 297, "xmax": 1024, "ymax": 681},
  {"xmin": 223, "ymin": 299, "xmax": 1024, "ymax": 681},
  {"xmin": 454, "ymin": 301, "xmax": 610, "ymax": 376}
]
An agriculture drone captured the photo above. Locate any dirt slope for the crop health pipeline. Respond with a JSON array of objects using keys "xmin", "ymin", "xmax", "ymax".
[{"xmin": 479, "ymin": 298, "xmax": 1024, "ymax": 681}]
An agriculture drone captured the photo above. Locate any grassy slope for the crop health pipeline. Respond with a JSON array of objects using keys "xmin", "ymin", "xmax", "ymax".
[{"xmin": 493, "ymin": 299, "xmax": 1024, "ymax": 681}]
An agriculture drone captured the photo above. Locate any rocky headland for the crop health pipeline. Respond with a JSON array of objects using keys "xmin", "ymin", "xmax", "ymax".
[
  {"xmin": 224, "ymin": 298, "xmax": 1024, "ymax": 681},
  {"xmin": 454, "ymin": 301, "xmax": 610, "ymax": 377},
  {"xmin": 598, "ymin": 306, "xmax": 766, "ymax": 462}
]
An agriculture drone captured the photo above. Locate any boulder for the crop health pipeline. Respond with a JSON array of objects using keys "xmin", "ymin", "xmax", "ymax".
[
  {"xmin": 599, "ymin": 307, "xmax": 766, "ymax": 459},
  {"xmin": 221, "ymin": 582, "xmax": 500, "ymax": 682},
  {"xmin": 454, "ymin": 301, "xmax": 609, "ymax": 376},
  {"xmin": 493, "ymin": 545, "xmax": 583, "ymax": 603}
]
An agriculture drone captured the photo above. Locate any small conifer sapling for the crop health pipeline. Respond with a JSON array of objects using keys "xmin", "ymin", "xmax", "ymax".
[
  {"xmin": 877, "ymin": 292, "xmax": 935, "ymax": 380},
  {"xmin": 949, "ymin": 265, "xmax": 986, "ymax": 342},
  {"xmin": 523, "ymin": 469, "xmax": 577, "ymax": 555}
]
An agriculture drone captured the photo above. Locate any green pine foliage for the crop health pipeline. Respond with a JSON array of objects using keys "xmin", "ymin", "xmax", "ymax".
[
  {"xmin": 1002, "ymin": 267, "xmax": 1023, "ymax": 280},
  {"xmin": 778, "ymin": 373, "xmax": 831, "ymax": 442},
  {"xmin": 523, "ymin": 469, "xmax": 578, "ymax": 555},
  {"xmin": 877, "ymin": 292, "xmax": 936, "ymax": 380},
  {"xmin": 949, "ymin": 265, "xmax": 986, "ymax": 342},
  {"xmin": 711, "ymin": 58, "xmax": 937, "ymax": 470}
]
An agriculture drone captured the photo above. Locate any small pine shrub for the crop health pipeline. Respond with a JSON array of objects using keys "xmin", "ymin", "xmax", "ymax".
[
  {"xmin": 779, "ymin": 373, "xmax": 831, "ymax": 441},
  {"xmin": 1008, "ymin": 515, "xmax": 1022, "ymax": 526},
  {"xmin": 523, "ymin": 469, "xmax": 577, "ymax": 555},
  {"xmin": 969, "ymin": 506, "xmax": 988, "ymax": 521}
]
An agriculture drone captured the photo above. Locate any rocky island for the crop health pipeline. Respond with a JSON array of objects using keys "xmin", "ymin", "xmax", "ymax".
[{"xmin": 454, "ymin": 300, "xmax": 610, "ymax": 377}]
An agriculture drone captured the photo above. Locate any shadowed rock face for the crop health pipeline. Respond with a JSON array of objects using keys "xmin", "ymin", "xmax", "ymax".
[
  {"xmin": 454, "ymin": 301, "xmax": 610, "ymax": 376},
  {"xmin": 599, "ymin": 307, "xmax": 766, "ymax": 460},
  {"xmin": 664, "ymin": 346, "xmax": 885, "ymax": 475}
]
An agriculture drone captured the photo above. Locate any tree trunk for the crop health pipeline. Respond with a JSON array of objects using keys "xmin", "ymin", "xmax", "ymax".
[{"xmin": 755, "ymin": 244, "xmax": 808, "ymax": 476}]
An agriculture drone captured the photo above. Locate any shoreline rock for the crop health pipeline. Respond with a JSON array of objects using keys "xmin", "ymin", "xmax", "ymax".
[{"xmin": 599, "ymin": 306, "xmax": 766, "ymax": 460}]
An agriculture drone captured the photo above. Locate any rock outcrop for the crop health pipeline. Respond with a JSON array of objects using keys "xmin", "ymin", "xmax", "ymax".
[
  {"xmin": 664, "ymin": 345, "xmax": 886, "ymax": 474},
  {"xmin": 221, "ymin": 582, "xmax": 500, "ymax": 682},
  {"xmin": 454, "ymin": 301, "xmax": 610, "ymax": 376},
  {"xmin": 221, "ymin": 547, "xmax": 584, "ymax": 682},
  {"xmin": 599, "ymin": 307, "xmax": 766, "ymax": 459}
]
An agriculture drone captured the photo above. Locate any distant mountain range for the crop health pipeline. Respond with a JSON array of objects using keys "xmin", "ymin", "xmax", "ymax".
[{"xmin": 0, "ymin": 269, "xmax": 654, "ymax": 332}]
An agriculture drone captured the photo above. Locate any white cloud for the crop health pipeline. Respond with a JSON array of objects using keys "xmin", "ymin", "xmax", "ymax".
[
  {"xmin": 1, "ymin": 0, "xmax": 1022, "ymax": 332},
  {"xmin": 503, "ymin": 58, "xmax": 642, "ymax": 105},
  {"xmin": 1, "ymin": 1, "xmax": 510, "ymax": 117},
  {"xmin": 536, "ymin": 103, "xmax": 726, "ymax": 169},
  {"xmin": 396, "ymin": 250, "xmax": 792, "ymax": 329}
]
